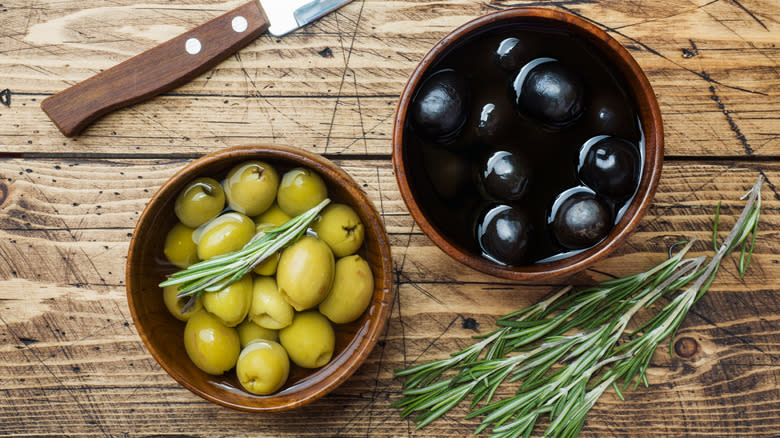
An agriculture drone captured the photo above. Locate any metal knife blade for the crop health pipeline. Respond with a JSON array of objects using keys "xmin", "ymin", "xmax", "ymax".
[{"xmin": 261, "ymin": 0, "xmax": 354, "ymax": 36}]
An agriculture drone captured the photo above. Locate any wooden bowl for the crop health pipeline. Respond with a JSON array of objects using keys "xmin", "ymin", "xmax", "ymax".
[
  {"xmin": 392, "ymin": 7, "xmax": 663, "ymax": 281},
  {"xmin": 126, "ymin": 145, "xmax": 393, "ymax": 412}
]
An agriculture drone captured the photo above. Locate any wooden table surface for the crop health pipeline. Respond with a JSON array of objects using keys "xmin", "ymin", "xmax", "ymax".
[{"xmin": 1, "ymin": 1, "xmax": 779, "ymax": 436}]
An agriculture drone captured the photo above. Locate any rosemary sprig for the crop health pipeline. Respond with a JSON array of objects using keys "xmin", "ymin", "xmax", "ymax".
[
  {"xmin": 159, "ymin": 198, "xmax": 331, "ymax": 309},
  {"xmin": 393, "ymin": 176, "xmax": 764, "ymax": 437}
]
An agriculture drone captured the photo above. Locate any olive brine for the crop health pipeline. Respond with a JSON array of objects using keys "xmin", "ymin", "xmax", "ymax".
[
  {"xmin": 406, "ymin": 25, "xmax": 643, "ymax": 265},
  {"xmin": 162, "ymin": 161, "xmax": 373, "ymax": 396}
]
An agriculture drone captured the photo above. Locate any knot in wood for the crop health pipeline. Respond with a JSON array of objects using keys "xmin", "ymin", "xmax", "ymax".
[
  {"xmin": 0, "ymin": 182, "xmax": 7, "ymax": 206},
  {"xmin": 674, "ymin": 336, "xmax": 699, "ymax": 358}
]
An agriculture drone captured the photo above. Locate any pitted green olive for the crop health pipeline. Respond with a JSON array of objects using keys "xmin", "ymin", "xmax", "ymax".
[
  {"xmin": 224, "ymin": 161, "xmax": 280, "ymax": 216},
  {"xmin": 201, "ymin": 274, "xmax": 252, "ymax": 327},
  {"xmin": 162, "ymin": 285, "xmax": 202, "ymax": 322},
  {"xmin": 254, "ymin": 203, "xmax": 291, "ymax": 227},
  {"xmin": 183, "ymin": 310, "xmax": 240, "ymax": 375},
  {"xmin": 277, "ymin": 168, "xmax": 328, "ymax": 216},
  {"xmin": 249, "ymin": 276, "xmax": 294, "ymax": 329},
  {"xmin": 279, "ymin": 311, "xmax": 335, "ymax": 369},
  {"xmin": 236, "ymin": 340, "xmax": 289, "ymax": 395},
  {"xmin": 174, "ymin": 177, "xmax": 225, "ymax": 228},
  {"xmin": 163, "ymin": 223, "xmax": 199, "ymax": 268},
  {"xmin": 319, "ymin": 255, "xmax": 374, "ymax": 324},
  {"xmin": 253, "ymin": 223, "xmax": 280, "ymax": 276},
  {"xmin": 237, "ymin": 319, "xmax": 278, "ymax": 347},
  {"xmin": 195, "ymin": 212, "xmax": 255, "ymax": 260},
  {"xmin": 312, "ymin": 204, "xmax": 365, "ymax": 257},
  {"xmin": 276, "ymin": 236, "xmax": 335, "ymax": 311}
]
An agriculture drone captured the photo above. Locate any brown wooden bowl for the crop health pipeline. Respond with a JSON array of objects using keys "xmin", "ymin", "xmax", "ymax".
[
  {"xmin": 392, "ymin": 7, "xmax": 664, "ymax": 281},
  {"xmin": 126, "ymin": 145, "xmax": 393, "ymax": 412}
]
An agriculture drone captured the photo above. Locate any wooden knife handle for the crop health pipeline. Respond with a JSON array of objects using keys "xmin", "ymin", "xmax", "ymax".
[{"xmin": 41, "ymin": 1, "xmax": 269, "ymax": 137}]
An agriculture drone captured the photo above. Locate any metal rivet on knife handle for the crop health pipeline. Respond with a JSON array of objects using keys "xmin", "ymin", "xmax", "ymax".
[
  {"xmin": 232, "ymin": 16, "xmax": 249, "ymax": 33},
  {"xmin": 185, "ymin": 38, "xmax": 202, "ymax": 55}
]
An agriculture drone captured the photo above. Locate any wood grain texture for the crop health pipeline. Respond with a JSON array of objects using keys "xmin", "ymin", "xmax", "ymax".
[
  {"xmin": 0, "ymin": 159, "xmax": 779, "ymax": 436},
  {"xmin": 1, "ymin": 0, "xmax": 779, "ymax": 436},
  {"xmin": 0, "ymin": 0, "xmax": 777, "ymax": 156}
]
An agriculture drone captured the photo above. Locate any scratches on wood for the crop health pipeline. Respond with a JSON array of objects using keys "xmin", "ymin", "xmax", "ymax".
[
  {"xmin": 0, "ymin": 0, "xmax": 779, "ymax": 436},
  {"xmin": 0, "ymin": 1, "xmax": 776, "ymax": 157},
  {"xmin": 708, "ymin": 84, "xmax": 754, "ymax": 155}
]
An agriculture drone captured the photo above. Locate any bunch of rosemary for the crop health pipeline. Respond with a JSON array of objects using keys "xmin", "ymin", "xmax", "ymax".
[
  {"xmin": 393, "ymin": 176, "xmax": 763, "ymax": 437},
  {"xmin": 159, "ymin": 198, "xmax": 331, "ymax": 310}
]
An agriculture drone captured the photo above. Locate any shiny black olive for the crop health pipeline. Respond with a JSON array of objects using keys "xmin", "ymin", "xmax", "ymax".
[
  {"xmin": 473, "ymin": 95, "xmax": 514, "ymax": 141},
  {"xmin": 586, "ymin": 91, "xmax": 636, "ymax": 139},
  {"xmin": 410, "ymin": 69, "xmax": 470, "ymax": 143},
  {"xmin": 512, "ymin": 59, "xmax": 585, "ymax": 127},
  {"xmin": 476, "ymin": 204, "xmax": 533, "ymax": 265},
  {"xmin": 550, "ymin": 190, "xmax": 612, "ymax": 249},
  {"xmin": 495, "ymin": 37, "xmax": 527, "ymax": 71},
  {"xmin": 476, "ymin": 103, "xmax": 500, "ymax": 139},
  {"xmin": 479, "ymin": 149, "xmax": 531, "ymax": 201},
  {"xmin": 578, "ymin": 136, "xmax": 640, "ymax": 202}
]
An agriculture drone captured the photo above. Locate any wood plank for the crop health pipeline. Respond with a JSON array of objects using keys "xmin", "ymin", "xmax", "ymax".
[
  {"xmin": 0, "ymin": 158, "xmax": 777, "ymax": 286},
  {"xmin": 2, "ymin": 0, "xmax": 780, "ymax": 436},
  {"xmin": 0, "ymin": 158, "xmax": 779, "ymax": 436},
  {"xmin": 0, "ymin": 1, "xmax": 777, "ymax": 156}
]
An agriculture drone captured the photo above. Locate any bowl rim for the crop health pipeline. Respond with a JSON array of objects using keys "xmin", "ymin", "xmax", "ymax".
[
  {"xmin": 392, "ymin": 7, "xmax": 664, "ymax": 281},
  {"xmin": 126, "ymin": 145, "xmax": 394, "ymax": 412}
]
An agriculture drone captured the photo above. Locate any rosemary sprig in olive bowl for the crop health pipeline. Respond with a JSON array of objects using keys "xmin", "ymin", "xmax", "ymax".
[
  {"xmin": 159, "ymin": 198, "xmax": 331, "ymax": 312},
  {"xmin": 393, "ymin": 175, "xmax": 763, "ymax": 437}
]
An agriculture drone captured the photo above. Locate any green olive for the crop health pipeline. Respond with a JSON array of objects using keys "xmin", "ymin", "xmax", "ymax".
[
  {"xmin": 237, "ymin": 319, "xmax": 278, "ymax": 348},
  {"xmin": 162, "ymin": 285, "xmax": 202, "ymax": 322},
  {"xmin": 163, "ymin": 222, "xmax": 199, "ymax": 269},
  {"xmin": 277, "ymin": 168, "xmax": 328, "ymax": 216},
  {"xmin": 277, "ymin": 236, "xmax": 335, "ymax": 311},
  {"xmin": 236, "ymin": 340, "xmax": 289, "ymax": 395},
  {"xmin": 224, "ymin": 161, "xmax": 280, "ymax": 216},
  {"xmin": 195, "ymin": 212, "xmax": 256, "ymax": 260},
  {"xmin": 249, "ymin": 276, "xmax": 294, "ymax": 329},
  {"xmin": 174, "ymin": 177, "xmax": 225, "ymax": 228},
  {"xmin": 279, "ymin": 311, "xmax": 335, "ymax": 369},
  {"xmin": 201, "ymin": 274, "xmax": 253, "ymax": 327},
  {"xmin": 253, "ymin": 251, "xmax": 280, "ymax": 276},
  {"xmin": 254, "ymin": 203, "xmax": 291, "ymax": 227},
  {"xmin": 312, "ymin": 204, "xmax": 365, "ymax": 257},
  {"xmin": 253, "ymin": 223, "xmax": 280, "ymax": 276},
  {"xmin": 183, "ymin": 310, "xmax": 240, "ymax": 375},
  {"xmin": 319, "ymin": 255, "xmax": 374, "ymax": 324}
]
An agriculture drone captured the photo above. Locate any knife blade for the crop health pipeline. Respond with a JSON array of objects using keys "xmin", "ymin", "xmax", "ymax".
[{"xmin": 41, "ymin": 0, "xmax": 353, "ymax": 137}]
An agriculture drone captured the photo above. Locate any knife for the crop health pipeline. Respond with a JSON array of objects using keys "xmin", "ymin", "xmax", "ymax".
[{"xmin": 41, "ymin": 0, "xmax": 353, "ymax": 137}]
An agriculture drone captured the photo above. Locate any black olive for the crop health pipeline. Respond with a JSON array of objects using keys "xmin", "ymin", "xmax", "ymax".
[
  {"xmin": 578, "ymin": 136, "xmax": 640, "ymax": 202},
  {"xmin": 475, "ymin": 103, "xmax": 501, "ymax": 139},
  {"xmin": 479, "ymin": 149, "xmax": 531, "ymax": 201},
  {"xmin": 410, "ymin": 69, "xmax": 470, "ymax": 143},
  {"xmin": 512, "ymin": 59, "xmax": 585, "ymax": 127},
  {"xmin": 586, "ymin": 91, "xmax": 636, "ymax": 139},
  {"xmin": 550, "ymin": 189, "xmax": 612, "ymax": 249},
  {"xmin": 495, "ymin": 37, "xmax": 527, "ymax": 71},
  {"xmin": 472, "ymin": 94, "xmax": 515, "ymax": 141},
  {"xmin": 476, "ymin": 204, "xmax": 533, "ymax": 265}
]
